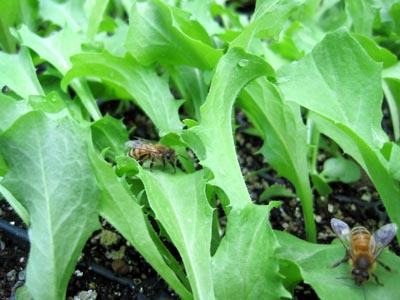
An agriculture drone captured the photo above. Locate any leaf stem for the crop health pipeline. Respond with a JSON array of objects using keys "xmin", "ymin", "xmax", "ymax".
[
  {"xmin": 383, "ymin": 80, "xmax": 400, "ymax": 141},
  {"xmin": 71, "ymin": 79, "xmax": 102, "ymax": 121}
]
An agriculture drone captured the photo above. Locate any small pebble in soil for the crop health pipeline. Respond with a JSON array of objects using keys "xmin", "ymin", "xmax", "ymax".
[
  {"xmin": 6, "ymin": 270, "xmax": 16, "ymax": 282},
  {"xmin": 0, "ymin": 239, "xmax": 5, "ymax": 251},
  {"xmin": 314, "ymin": 214, "xmax": 322, "ymax": 223},
  {"xmin": 18, "ymin": 270, "xmax": 26, "ymax": 281},
  {"xmin": 111, "ymin": 258, "xmax": 130, "ymax": 275},
  {"xmin": 70, "ymin": 289, "xmax": 98, "ymax": 300}
]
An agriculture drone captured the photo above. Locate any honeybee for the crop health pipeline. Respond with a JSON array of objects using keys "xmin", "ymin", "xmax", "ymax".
[
  {"xmin": 125, "ymin": 139, "xmax": 176, "ymax": 172},
  {"xmin": 331, "ymin": 218, "xmax": 398, "ymax": 286}
]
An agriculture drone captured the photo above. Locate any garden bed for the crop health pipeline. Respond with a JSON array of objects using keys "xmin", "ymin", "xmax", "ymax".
[{"xmin": 1, "ymin": 1, "xmax": 400, "ymax": 300}]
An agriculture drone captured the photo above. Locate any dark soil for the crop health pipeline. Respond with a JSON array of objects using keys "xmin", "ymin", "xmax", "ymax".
[{"xmin": 0, "ymin": 104, "xmax": 398, "ymax": 300}]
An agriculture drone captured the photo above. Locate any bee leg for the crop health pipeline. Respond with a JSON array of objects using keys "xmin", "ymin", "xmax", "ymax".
[
  {"xmin": 136, "ymin": 154, "xmax": 147, "ymax": 165},
  {"xmin": 149, "ymin": 155, "xmax": 155, "ymax": 172},
  {"xmin": 332, "ymin": 255, "xmax": 349, "ymax": 268},
  {"xmin": 376, "ymin": 259, "xmax": 392, "ymax": 272},
  {"xmin": 168, "ymin": 158, "xmax": 176, "ymax": 173},
  {"xmin": 371, "ymin": 273, "xmax": 384, "ymax": 286},
  {"xmin": 361, "ymin": 286, "xmax": 367, "ymax": 300}
]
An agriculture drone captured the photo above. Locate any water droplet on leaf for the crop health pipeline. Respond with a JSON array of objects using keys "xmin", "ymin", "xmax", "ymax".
[
  {"xmin": 238, "ymin": 59, "xmax": 249, "ymax": 67},
  {"xmin": 277, "ymin": 76, "xmax": 290, "ymax": 84}
]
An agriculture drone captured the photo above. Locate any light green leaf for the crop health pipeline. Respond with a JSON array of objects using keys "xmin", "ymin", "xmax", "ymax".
[
  {"xmin": 231, "ymin": 0, "xmax": 307, "ymax": 50},
  {"xmin": 0, "ymin": 0, "xmax": 38, "ymax": 53},
  {"xmin": 39, "ymin": 0, "xmax": 87, "ymax": 32},
  {"xmin": 276, "ymin": 230, "xmax": 400, "ymax": 300},
  {"xmin": 260, "ymin": 184, "xmax": 296, "ymax": 201},
  {"xmin": 382, "ymin": 79, "xmax": 400, "ymax": 140},
  {"xmin": 170, "ymin": 66, "xmax": 209, "ymax": 121},
  {"xmin": 239, "ymin": 78, "xmax": 316, "ymax": 242},
  {"xmin": 388, "ymin": 142, "xmax": 400, "ymax": 181},
  {"xmin": 180, "ymin": 0, "xmax": 223, "ymax": 35},
  {"xmin": 102, "ymin": 19, "xmax": 129, "ymax": 56},
  {"xmin": 0, "ymin": 94, "xmax": 32, "ymax": 132},
  {"xmin": 0, "ymin": 0, "xmax": 19, "ymax": 52},
  {"xmin": 353, "ymin": 34, "xmax": 398, "ymax": 68},
  {"xmin": 28, "ymin": 92, "xmax": 67, "ymax": 114},
  {"xmin": 183, "ymin": 47, "xmax": 269, "ymax": 209},
  {"xmin": 310, "ymin": 173, "xmax": 333, "ymax": 196},
  {"xmin": 91, "ymin": 154, "xmax": 192, "ymax": 300},
  {"xmin": 314, "ymin": 115, "xmax": 400, "ymax": 240},
  {"xmin": 212, "ymin": 203, "xmax": 289, "ymax": 300},
  {"xmin": 0, "ymin": 111, "xmax": 100, "ymax": 300},
  {"xmin": 15, "ymin": 285, "xmax": 33, "ymax": 300},
  {"xmin": 278, "ymin": 29, "xmax": 387, "ymax": 148},
  {"xmin": 346, "ymin": 0, "xmax": 377, "ymax": 36},
  {"xmin": 16, "ymin": 25, "xmax": 79, "ymax": 75},
  {"xmin": 313, "ymin": 0, "xmax": 348, "ymax": 32},
  {"xmin": 383, "ymin": 62, "xmax": 400, "ymax": 80},
  {"xmin": 63, "ymin": 51, "xmax": 183, "ymax": 136},
  {"xmin": 0, "ymin": 183, "xmax": 29, "ymax": 225},
  {"xmin": 277, "ymin": 28, "xmax": 400, "ymax": 240},
  {"xmin": 86, "ymin": 0, "xmax": 110, "ymax": 39},
  {"xmin": 91, "ymin": 114, "xmax": 129, "ymax": 159},
  {"xmin": 0, "ymin": 47, "xmax": 44, "ymax": 98},
  {"xmin": 138, "ymin": 170, "xmax": 213, "ymax": 300},
  {"xmin": 125, "ymin": 0, "xmax": 222, "ymax": 68},
  {"xmin": 320, "ymin": 157, "xmax": 361, "ymax": 183},
  {"xmin": 16, "ymin": 25, "xmax": 102, "ymax": 120}
]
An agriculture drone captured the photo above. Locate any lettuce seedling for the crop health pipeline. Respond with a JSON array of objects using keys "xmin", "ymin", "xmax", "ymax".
[{"xmin": 1, "ymin": 1, "xmax": 400, "ymax": 300}]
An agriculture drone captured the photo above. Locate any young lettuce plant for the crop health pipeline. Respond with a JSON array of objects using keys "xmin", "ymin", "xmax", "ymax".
[
  {"xmin": 0, "ymin": 107, "xmax": 100, "ymax": 300},
  {"xmin": 277, "ymin": 29, "xmax": 400, "ymax": 240},
  {"xmin": 1, "ymin": 1, "xmax": 400, "ymax": 300}
]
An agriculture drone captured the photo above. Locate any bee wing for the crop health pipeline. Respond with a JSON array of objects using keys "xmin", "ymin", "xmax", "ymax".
[
  {"xmin": 370, "ymin": 223, "xmax": 398, "ymax": 258},
  {"xmin": 125, "ymin": 140, "xmax": 145, "ymax": 148},
  {"xmin": 331, "ymin": 218, "xmax": 352, "ymax": 252},
  {"xmin": 134, "ymin": 136, "xmax": 157, "ymax": 144}
]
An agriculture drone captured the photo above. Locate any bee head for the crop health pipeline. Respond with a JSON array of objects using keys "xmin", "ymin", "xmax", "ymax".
[
  {"xmin": 166, "ymin": 149, "xmax": 176, "ymax": 160},
  {"xmin": 352, "ymin": 268, "xmax": 370, "ymax": 285}
]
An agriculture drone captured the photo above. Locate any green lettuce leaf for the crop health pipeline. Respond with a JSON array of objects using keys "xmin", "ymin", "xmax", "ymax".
[
  {"xmin": 183, "ymin": 47, "xmax": 269, "ymax": 209},
  {"xmin": 138, "ymin": 169, "xmax": 213, "ymax": 300},
  {"xmin": 0, "ymin": 111, "xmax": 100, "ymax": 300}
]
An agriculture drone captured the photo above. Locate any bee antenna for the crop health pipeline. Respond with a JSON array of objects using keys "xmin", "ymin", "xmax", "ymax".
[
  {"xmin": 362, "ymin": 285, "xmax": 367, "ymax": 300},
  {"xmin": 176, "ymin": 154, "xmax": 188, "ymax": 160},
  {"xmin": 336, "ymin": 277, "xmax": 368, "ymax": 300},
  {"xmin": 335, "ymin": 276, "xmax": 352, "ymax": 281}
]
